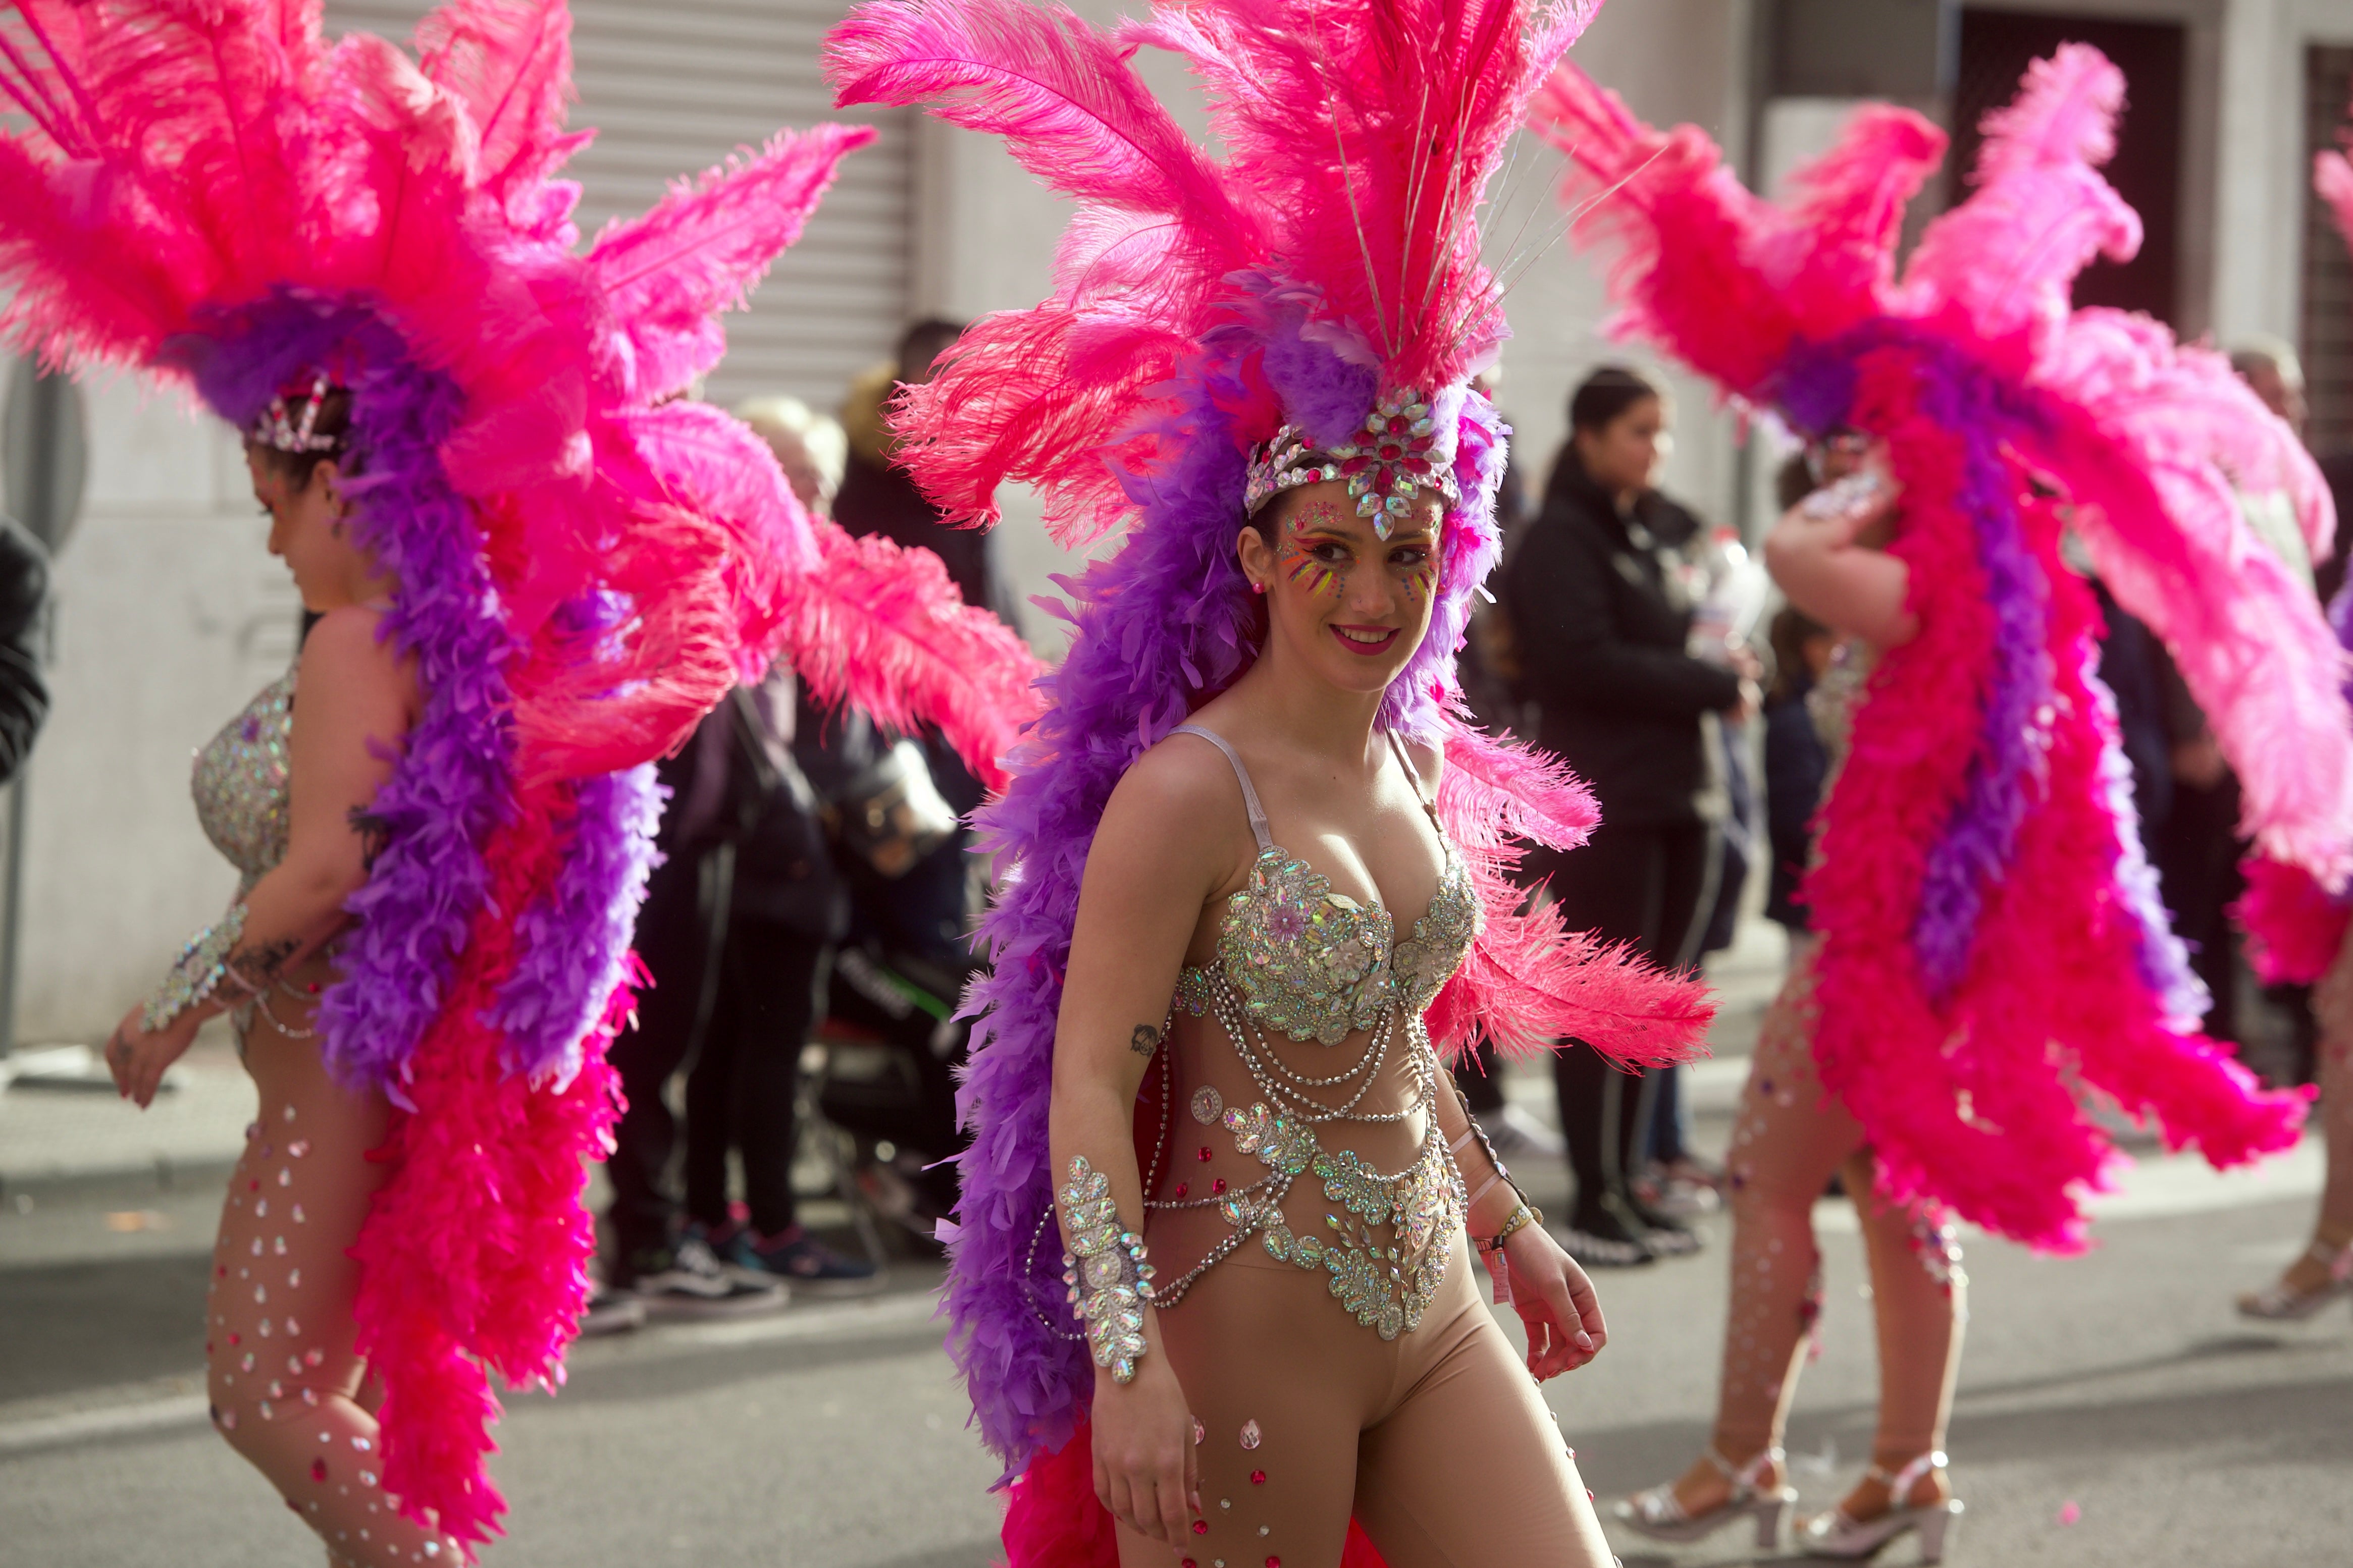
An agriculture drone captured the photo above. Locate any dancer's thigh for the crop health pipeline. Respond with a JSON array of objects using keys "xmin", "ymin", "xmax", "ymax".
[
  {"xmin": 1353, "ymin": 1256, "xmax": 1605, "ymax": 1568},
  {"xmin": 1724, "ymin": 958, "xmax": 1864, "ymax": 1209},
  {"xmin": 1120, "ymin": 1256, "xmax": 1384, "ymax": 1568},
  {"xmin": 208, "ymin": 988, "xmax": 393, "ymax": 1425}
]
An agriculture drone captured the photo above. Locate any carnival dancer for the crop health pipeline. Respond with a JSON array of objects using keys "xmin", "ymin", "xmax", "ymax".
[
  {"xmin": 0, "ymin": 1, "xmax": 1040, "ymax": 1559},
  {"xmin": 2234, "ymin": 89, "xmax": 2353, "ymax": 1323},
  {"xmin": 1531, "ymin": 46, "xmax": 2345, "ymax": 1560},
  {"xmin": 827, "ymin": 3, "xmax": 1714, "ymax": 1564}
]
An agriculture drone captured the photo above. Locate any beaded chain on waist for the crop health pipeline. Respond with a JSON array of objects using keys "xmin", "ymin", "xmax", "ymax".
[{"xmin": 1143, "ymin": 968, "xmax": 1465, "ymax": 1341}]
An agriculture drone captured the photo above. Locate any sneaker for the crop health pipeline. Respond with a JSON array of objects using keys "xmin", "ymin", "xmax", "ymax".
[
  {"xmin": 1556, "ymin": 1204, "xmax": 1656, "ymax": 1270},
  {"xmin": 1623, "ymin": 1193, "xmax": 1704, "ymax": 1259},
  {"xmin": 579, "ymin": 1282, "xmax": 646, "ymax": 1337},
  {"xmin": 617, "ymin": 1235, "xmax": 789, "ymax": 1320},
  {"xmin": 1484, "ymin": 1103, "xmax": 1566, "ymax": 1164},
  {"xmin": 1632, "ymin": 1159, "xmax": 1723, "ymax": 1220},
  {"xmin": 731, "ymin": 1224, "xmax": 882, "ymax": 1295}
]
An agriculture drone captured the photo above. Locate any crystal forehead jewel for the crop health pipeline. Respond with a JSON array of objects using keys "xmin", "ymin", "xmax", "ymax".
[{"xmin": 1242, "ymin": 389, "xmax": 1460, "ymax": 538}]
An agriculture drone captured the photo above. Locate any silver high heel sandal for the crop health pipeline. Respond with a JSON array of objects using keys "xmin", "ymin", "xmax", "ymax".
[
  {"xmin": 1611, "ymin": 1445, "xmax": 1795, "ymax": 1549},
  {"xmin": 2236, "ymin": 1240, "xmax": 2353, "ymax": 1321},
  {"xmin": 1798, "ymin": 1450, "xmax": 1963, "ymax": 1562}
]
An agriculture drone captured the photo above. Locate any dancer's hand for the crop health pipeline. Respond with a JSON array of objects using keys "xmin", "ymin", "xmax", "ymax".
[
  {"xmin": 103, "ymin": 1007, "xmax": 201, "ymax": 1109},
  {"xmin": 1091, "ymin": 1354, "xmax": 1201, "ymax": 1547},
  {"xmin": 1502, "ymin": 1223, "xmax": 1607, "ymax": 1379}
]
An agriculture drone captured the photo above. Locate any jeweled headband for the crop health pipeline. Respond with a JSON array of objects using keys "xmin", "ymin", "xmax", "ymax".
[
  {"xmin": 247, "ymin": 373, "xmax": 345, "ymax": 455},
  {"xmin": 1243, "ymin": 389, "xmax": 1459, "ymax": 537}
]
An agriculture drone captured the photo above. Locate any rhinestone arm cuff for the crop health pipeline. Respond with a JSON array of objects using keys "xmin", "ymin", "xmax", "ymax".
[
  {"xmin": 139, "ymin": 903, "xmax": 256, "ymax": 1033},
  {"xmin": 1059, "ymin": 1155, "xmax": 1156, "ymax": 1383}
]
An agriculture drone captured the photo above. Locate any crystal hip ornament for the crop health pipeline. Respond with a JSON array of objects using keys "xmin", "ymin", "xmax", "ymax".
[{"xmin": 1060, "ymin": 1155, "xmax": 1155, "ymax": 1382}]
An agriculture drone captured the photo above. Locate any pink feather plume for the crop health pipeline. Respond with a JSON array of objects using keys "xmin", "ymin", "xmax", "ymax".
[
  {"xmin": 1427, "ymin": 714, "xmax": 1714, "ymax": 1066},
  {"xmin": 776, "ymin": 519, "xmax": 1048, "ymax": 793},
  {"xmin": 588, "ymin": 123, "xmax": 877, "ymax": 404}
]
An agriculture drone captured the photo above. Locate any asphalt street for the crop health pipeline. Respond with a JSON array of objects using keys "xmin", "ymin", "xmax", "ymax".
[{"xmin": 3, "ymin": 932, "xmax": 2347, "ymax": 1566}]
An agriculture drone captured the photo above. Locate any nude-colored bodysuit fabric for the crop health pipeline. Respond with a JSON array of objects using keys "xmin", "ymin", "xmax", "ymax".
[
  {"xmin": 1710, "ymin": 946, "xmax": 1965, "ymax": 1472},
  {"xmin": 1117, "ymin": 1234, "xmax": 1609, "ymax": 1568},
  {"xmin": 206, "ymin": 978, "xmax": 460, "ymax": 1565}
]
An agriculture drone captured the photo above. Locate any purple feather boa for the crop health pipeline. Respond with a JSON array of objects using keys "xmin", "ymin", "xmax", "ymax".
[
  {"xmin": 485, "ymin": 764, "xmax": 663, "ymax": 1083},
  {"xmin": 947, "ymin": 298, "xmax": 1503, "ymax": 1479},
  {"xmin": 1907, "ymin": 357, "xmax": 2050, "ymax": 1001}
]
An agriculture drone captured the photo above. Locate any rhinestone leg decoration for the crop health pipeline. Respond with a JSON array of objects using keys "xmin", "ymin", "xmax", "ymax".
[
  {"xmin": 1709, "ymin": 957, "xmax": 1963, "ymax": 1474},
  {"xmin": 206, "ymin": 996, "xmax": 462, "ymax": 1565}
]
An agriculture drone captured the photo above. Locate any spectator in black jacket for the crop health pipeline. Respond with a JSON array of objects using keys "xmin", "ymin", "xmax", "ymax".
[
  {"xmin": 0, "ymin": 515, "xmax": 50, "ymax": 785},
  {"xmin": 1501, "ymin": 367, "xmax": 1753, "ymax": 1267},
  {"xmin": 1761, "ymin": 604, "xmax": 1833, "ymax": 939}
]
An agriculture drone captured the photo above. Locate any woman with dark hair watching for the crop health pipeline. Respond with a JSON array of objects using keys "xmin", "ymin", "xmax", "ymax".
[{"xmin": 1501, "ymin": 366, "xmax": 1756, "ymax": 1267}]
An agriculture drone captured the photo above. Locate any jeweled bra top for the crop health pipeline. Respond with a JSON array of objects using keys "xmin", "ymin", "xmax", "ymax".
[
  {"xmin": 1145, "ymin": 725, "xmax": 1482, "ymax": 1341},
  {"xmin": 1171, "ymin": 726, "xmax": 1479, "ymax": 1045},
  {"xmin": 193, "ymin": 669, "xmax": 295, "ymax": 894}
]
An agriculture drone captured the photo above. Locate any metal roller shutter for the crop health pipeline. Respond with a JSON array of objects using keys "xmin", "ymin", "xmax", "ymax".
[{"xmin": 327, "ymin": 0, "xmax": 910, "ymax": 407}]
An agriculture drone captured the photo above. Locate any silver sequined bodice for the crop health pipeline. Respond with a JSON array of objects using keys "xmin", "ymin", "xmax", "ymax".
[
  {"xmin": 193, "ymin": 670, "xmax": 295, "ymax": 894},
  {"xmin": 1178, "ymin": 847, "xmax": 1479, "ymax": 1045}
]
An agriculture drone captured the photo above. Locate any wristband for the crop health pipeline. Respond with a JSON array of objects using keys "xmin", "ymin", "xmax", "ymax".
[
  {"xmin": 1059, "ymin": 1155, "xmax": 1155, "ymax": 1383},
  {"xmin": 140, "ymin": 903, "xmax": 256, "ymax": 1033},
  {"xmin": 1478, "ymin": 1201, "xmax": 1541, "ymax": 1253}
]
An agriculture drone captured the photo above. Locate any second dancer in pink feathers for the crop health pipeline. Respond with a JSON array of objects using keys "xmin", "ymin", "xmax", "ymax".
[{"xmin": 1534, "ymin": 44, "xmax": 2343, "ymax": 1561}]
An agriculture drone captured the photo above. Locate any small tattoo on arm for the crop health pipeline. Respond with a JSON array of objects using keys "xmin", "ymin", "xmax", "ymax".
[
  {"xmin": 228, "ymin": 937, "xmax": 300, "ymax": 986},
  {"xmin": 1129, "ymin": 1023, "xmax": 1162, "ymax": 1057},
  {"xmin": 347, "ymin": 806, "xmax": 392, "ymax": 872}
]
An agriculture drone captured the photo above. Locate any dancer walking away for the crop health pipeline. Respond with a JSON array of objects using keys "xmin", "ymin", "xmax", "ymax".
[
  {"xmin": 2, "ymin": 2, "xmax": 1038, "ymax": 1556},
  {"xmin": 828, "ymin": 2, "xmax": 1713, "ymax": 1563},
  {"xmin": 2234, "ymin": 91, "xmax": 2353, "ymax": 1322},
  {"xmin": 1532, "ymin": 46, "xmax": 2342, "ymax": 1561}
]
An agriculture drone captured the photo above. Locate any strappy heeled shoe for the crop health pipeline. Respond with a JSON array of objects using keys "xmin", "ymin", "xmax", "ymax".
[
  {"xmin": 1797, "ymin": 1450, "xmax": 1963, "ymax": 1562},
  {"xmin": 1611, "ymin": 1445, "xmax": 1795, "ymax": 1549},
  {"xmin": 2236, "ymin": 1239, "xmax": 2353, "ymax": 1321}
]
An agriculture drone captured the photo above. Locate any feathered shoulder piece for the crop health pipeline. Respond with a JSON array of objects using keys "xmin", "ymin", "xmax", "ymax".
[
  {"xmin": 825, "ymin": 6, "xmax": 1710, "ymax": 1555},
  {"xmin": 0, "ymin": 0, "xmax": 1041, "ymax": 1553},
  {"xmin": 1533, "ymin": 46, "xmax": 2330, "ymax": 1253}
]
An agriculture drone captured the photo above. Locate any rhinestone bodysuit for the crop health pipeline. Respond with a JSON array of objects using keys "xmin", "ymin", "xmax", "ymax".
[
  {"xmin": 194, "ymin": 669, "xmax": 296, "ymax": 896},
  {"xmin": 1151, "ymin": 725, "xmax": 1480, "ymax": 1340}
]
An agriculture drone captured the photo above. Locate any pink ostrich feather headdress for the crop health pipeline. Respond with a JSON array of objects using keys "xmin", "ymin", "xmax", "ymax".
[
  {"xmin": 828, "ymin": 4, "xmax": 1712, "ymax": 1562},
  {"xmin": 1533, "ymin": 48, "xmax": 2347, "ymax": 875},
  {"xmin": 1532, "ymin": 46, "xmax": 2331, "ymax": 1251},
  {"xmin": 0, "ymin": 0, "xmax": 1040, "ymax": 1551}
]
